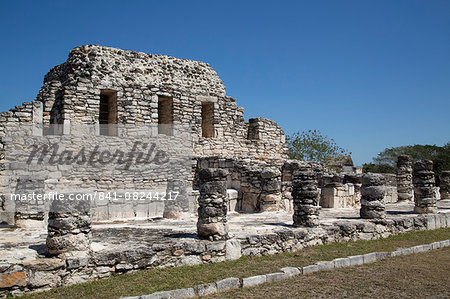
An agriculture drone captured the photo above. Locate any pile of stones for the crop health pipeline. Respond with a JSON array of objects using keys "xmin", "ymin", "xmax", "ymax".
[
  {"xmin": 292, "ymin": 170, "xmax": 320, "ymax": 227},
  {"xmin": 46, "ymin": 199, "xmax": 92, "ymax": 256},
  {"xmin": 360, "ymin": 173, "xmax": 386, "ymax": 219},
  {"xmin": 440, "ymin": 171, "xmax": 450, "ymax": 200},
  {"xmin": 258, "ymin": 168, "xmax": 282, "ymax": 212},
  {"xmin": 397, "ymin": 155, "xmax": 413, "ymax": 202},
  {"xmin": 413, "ymin": 160, "xmax": 437, "ymax": 213},
  {"xmin": 197, "ymin": 168, "xmax": 229, "ymax": 240}
]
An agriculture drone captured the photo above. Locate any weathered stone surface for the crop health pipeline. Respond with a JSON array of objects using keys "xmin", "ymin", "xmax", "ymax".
[
  {"xmin": 266, "ymin": 272, "xmax": 285, "ymax": 281},
  {"xmin": 22, "ymin": 258, "xmax": 65, "ymax": 271},
  {"xmin": 440, "ymin": 171, "xmax": 450, "ymax": 200},
  {"xmin": 225, "ymin": 239, "xmax": 242, "ymax": 261},
  {"xmin": 302, "ymin": 264, "xmax": 319, "ymax": 274},
  {"xmin": 413, "ymin": 160, "xmax": 437, "ymax": 214},
  {"xmin": 242, "ymin": 275, "xmax": 267, "ymax": 287},
  {"xmin": 197, "ymin": 169, "xmax": 229, "ymax": 240},
  {"xmin": 46, "ymin": 200, "xmax": 92, "ymax": 256},
  {"xmin": 169, "ymin": 287, "xmax": 195, "ymax": 299},
  {"xmin": 363, "ymin": 252, "xmax": 377, "ymax": 264},
  {"xmin": 0, "ymin": 271, "xmax": 26, "ymax": 288},
  {"xmin": 195, "ymin": 282, "xmax": 217, "ymax": 296},
  {"xmin": 348, "ymin": 255, "xmax": 364, "ymax": 266},
  {"xmin": 360, "ymin": 173, "xmax": 386, "ymax": 219},
  {"xmin": 292, "ymin": 171, "xmax": 320, "ymax": 227},
  {"xmin": 215, "ymin": 277, "xmax": 241, "ymax": 291},
  {"xmin": 163, "ymin": 180, "xmax": 190, "ymax": 220},
  {"xmin": 333, "ymin": 257, "xmax": 350, "ymax": 268},
  {"xmin": 316, "ymin": 260, "xmax": 334, "ymax": 271},
  {"xmin": 280, "ymin": 266, "xmax": 301, "ymax": 277},
  {"xmin": 258, "ymin": 168, "xmax": 282, "ymax": 211},
  {"xmin": 397, "ymin": 155, "xmax": 413, "ymax": 202}
]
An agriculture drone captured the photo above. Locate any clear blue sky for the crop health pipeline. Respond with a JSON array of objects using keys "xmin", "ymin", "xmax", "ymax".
[{"xmin": 1, "ymin": 0, "xmax": 449, "ymax": 166}]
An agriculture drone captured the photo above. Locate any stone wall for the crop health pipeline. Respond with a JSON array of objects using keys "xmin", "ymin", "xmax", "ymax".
[
  {"xmin": 1, "ymin": 213, "xmax": 448, "ymax": 297},
  {"xmin": 0, "ymin": 45, "xmax": 288, "ymax": 225},
  {"xmin": 195, "ymin": 157, "xmax": 330, "ymax": 213},
  {"xmin": 27, "ymin": 45, "xmax": 287, "ymax": 159}
]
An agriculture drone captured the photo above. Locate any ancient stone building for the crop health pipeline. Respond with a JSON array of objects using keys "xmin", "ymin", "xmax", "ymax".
[
  {"xmin": 0, "ymin": 45, "xmax": 288, "ymax": 226},
  {"xmin": 0, "ymin": 45, "xmax": 419, "ymax": 228}
]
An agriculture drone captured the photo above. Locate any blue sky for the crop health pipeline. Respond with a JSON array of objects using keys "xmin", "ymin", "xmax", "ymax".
[{"xmin": 1, "ymin": 0, "xmax": 449, "ymax": 165}]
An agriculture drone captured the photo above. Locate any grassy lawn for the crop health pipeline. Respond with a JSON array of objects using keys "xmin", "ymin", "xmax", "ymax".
[
  {"xmin": 20, "ymin": 228, "xmax": 450, "ymax": 299},
  {"xmin": 208, "ymin": 247, "xmax": 450, "ymax": 299}
]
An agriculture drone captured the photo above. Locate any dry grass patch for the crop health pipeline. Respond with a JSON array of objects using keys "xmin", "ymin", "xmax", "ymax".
[
  {"xmin": 19, "ymin": 228, "xmax": 450, "ymax": 299},
  {"xmin": 210, "ymin": 247, "xmax": 450, "ymax": 298}
]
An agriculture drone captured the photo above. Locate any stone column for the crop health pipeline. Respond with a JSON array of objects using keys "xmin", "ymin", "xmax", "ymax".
[
  {"xmin": 197, "ymin": 168, "xmax": 229, "ymax": 240},
  {"xmin": 258, "ymin": 168, "xmax": 282, "ymax": 212},
  {"xmin": 360, "ymin": 173, "xmax": 386, "ymax": 219},
  {"xmin": 413, "ymin": 160, "xmax": 437, "ymax": 213},
  {"xmin": 440, "ymin": 171, "xmax": 450, "ymax": 200},
  {"xmin": 46, "ymin": 199, "xmax": 91, "ymax": 256},
  {"xmin": 292, "ymin": 171, "xmax": 320, "ymax": 227},
  {"xmin": 163, "ymin": 179, "xmax": 189, "ymax": 219},
  {"xmin": 396, "ymin": 155, "xmax": 413, "ymax": 202}
]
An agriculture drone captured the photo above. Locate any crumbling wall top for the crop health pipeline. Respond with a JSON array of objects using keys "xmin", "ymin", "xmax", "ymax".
[{"xmin": 45, "ymin": 45, "xmax": 227, "ymax": 97}]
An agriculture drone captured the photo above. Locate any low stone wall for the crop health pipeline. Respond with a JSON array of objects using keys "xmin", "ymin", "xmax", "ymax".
[{"xmin": 1, "ymin": 212, "xmax": 448, "ymax": 297}]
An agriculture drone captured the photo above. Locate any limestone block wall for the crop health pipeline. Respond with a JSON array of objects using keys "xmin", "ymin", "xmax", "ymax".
[
  {"xmin": 28, "ymin": 45, "xmax": 287, "ymax": 159},
  {"xmin": 0, "ymin": 45, "xmax": 289, "ymax": 225},
  {"xmin": 1, "ymin": 212, "xmax": 448, "ymax": 297}
]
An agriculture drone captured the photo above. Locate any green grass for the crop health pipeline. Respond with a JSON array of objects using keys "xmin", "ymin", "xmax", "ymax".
[{"xmin": 20, "ymin": 228, "xmax": 450, "ymax": 299}]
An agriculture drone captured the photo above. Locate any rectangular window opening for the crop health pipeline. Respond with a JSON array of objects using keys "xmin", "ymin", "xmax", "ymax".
[
  {"xmin": 158, "ymin": 96, "xmax": 173, "ymax": 135},
  {"xmin": 201, "ymin": 102, "xmax": 214, "ymax": 138},
  {"xmin": 99, "ymin": 90, "xmax": 118, "ymax": 136}
]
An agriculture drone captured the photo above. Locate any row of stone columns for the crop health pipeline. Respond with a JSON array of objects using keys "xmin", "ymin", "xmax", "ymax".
[
  {"xmin": 397, "ymin": 156, "xmax": 449, "ymax": 202},
  {"xmin": 46, "ymin": 164, "xmax": 448, "ymax": 251}
]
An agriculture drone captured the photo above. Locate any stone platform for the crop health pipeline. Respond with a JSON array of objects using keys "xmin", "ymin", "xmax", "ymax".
[{"xmin": 1, "ymin": 201, "xmax": 450, "ymax": 297}]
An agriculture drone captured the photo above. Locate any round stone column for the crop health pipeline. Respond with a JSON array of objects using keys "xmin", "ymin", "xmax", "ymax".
[
  {"xmin": 360, "ymin": 173, "xmax": 386, "ymax": 219},
  {"xmin": 258, "ymin": 168, "xmax": 282, "ymax": 212},
  {"xmin": 439, "ymin": 171, "xmax": 450, "ymax": 200},
  {"xmin": 197, "ymin": 168, "xmax": 229, "ymax": 240},
  {"xmin": 413, "ymin": 160, "xmax": 437, "ymax": 213},
  {"xmin": 397, "ymin": 155, "xmax": 413, "ymax": 202},
  {"xmin": 292, "ymin": 171, "xmax": 320, "ymax": 227},
  {"xmin": 46, "ymin": 199, "xmax": 91, "ymax": 256}
]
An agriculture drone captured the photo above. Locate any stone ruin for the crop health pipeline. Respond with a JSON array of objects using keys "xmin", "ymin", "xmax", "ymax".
[
  {"xmin": 360, "ymin": 173, "xmax": 386, "ymax": 219},
  {"xmin": 413, "ymin": 160, "xmax": 438, "ymax": 214},
  {"xmin": 397, "ymin": 155, "xmax": 413, "ymax": 202},
  {"xmin": 440, "ymin": 171, "xmax": 450, "ymax": 200},
  {"xmin": 197, "ymin": 169, "xmax": 229, "ymax": 240},
  {"xmin": 0, "ymin": 45, "xmax": 449, "ymax": 297},
  {"xmin": 0, "ymin": 45, "xmax": 447, "ymax": 227}
]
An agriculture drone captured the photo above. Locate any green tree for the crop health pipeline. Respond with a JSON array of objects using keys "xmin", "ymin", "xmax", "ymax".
[
  {"xmin": 362, "ymin": 163, "xmax": 396, "ymax": 174},
  {"xmin": 286, "ymin": 130, "xmax": 350, "ymax": 164},
  {"xmin": 363, "ymin": 142, "xmax": 450, "ymax": 184}
]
